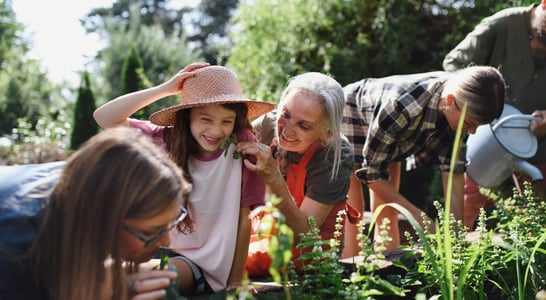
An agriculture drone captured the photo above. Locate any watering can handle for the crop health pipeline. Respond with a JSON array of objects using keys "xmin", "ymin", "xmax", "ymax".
[{"xmin": 492, "ymin": 115, "xmax": 542, "ymax": 131}]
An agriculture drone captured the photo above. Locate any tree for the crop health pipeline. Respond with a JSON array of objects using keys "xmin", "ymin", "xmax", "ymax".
[
  {"xmin": 120, "ymin": 45, "xmax": 154, "ymax": 119},
  {"xmin": 228, "ymin": 0, "xmax": 533, "ymax": 103},
  {"xmin": 82, "ymin": 0, "xmax": 191, "ymax": 38},
  {"xmin": 189, "ymin": 0, "xmax": 239, "ymax": 64},
  {"xmin": 83, "ymin": 0, "xmax": 237, "ymax": 65},
  {"xmin": 70, "ymin": 71, "xmax": 98, "ymax": 150},
  {"xmin": 0, "ymin": 53, "xmax": 61, "ymax": 136},
  {"xmin": 227, "ymin": 0, "xmax": 536, "ymax": 211},
  {"xmin": 0, "ymin": 0, "xmax": 25, "ymax": 66},
  {"xmin": 85, "ymin": 1, "xmax": 201, "ymax": 107},
  {"xmin": 0, "ymin": 0, "xmax": 66, "ymax": 136}
]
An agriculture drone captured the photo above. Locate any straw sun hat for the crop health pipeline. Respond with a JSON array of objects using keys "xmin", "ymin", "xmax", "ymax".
[{"xmin": 149, "ymin": 65, "xmax": 276, "ymax": 126}]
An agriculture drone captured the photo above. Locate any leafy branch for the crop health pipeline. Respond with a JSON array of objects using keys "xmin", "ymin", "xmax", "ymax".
[
  {"xmin": 220, "ymin": 133, "xmax": 243, "ymax": 159},
  {"xmin": 158, "ymin": 248, "xmax": 181, "ymax": 300}
]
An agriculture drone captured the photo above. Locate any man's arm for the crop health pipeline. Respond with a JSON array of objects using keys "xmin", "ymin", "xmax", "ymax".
[{"xmin": 443, "ymin": 18, "xmax": 497, "ymax": 71}]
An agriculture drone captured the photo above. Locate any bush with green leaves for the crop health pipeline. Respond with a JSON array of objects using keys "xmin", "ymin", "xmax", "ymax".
[
  {"xmin": 70, "ymin": 71, "xmax": 98, "ymax": 150},
  {"xmin": 240, "ymin": 197, "xmax": 406, "ymax": 299},
  {"xmin": 402, "ymin": 202, "xmax": 496, "ymax": 298},
  {"xmin": 402, "ymin": 183, "xmax": 546, "ymax": 300},
  {"xmin": 228, "ymin": 0, "xmax": 533, "ymax": 103},
  {"xmin": 485, "ymin": 183, "xmax": 546, "ymax": 299},
  {"xmin": 296, "ymin": 215, "xmax": 346, "ymax": 298},
  {"xmin": 0, "ymin": 113, "xmax": 71, "ymax": 165},
  {"xmin": 400, "ymin": 103, "xmax": 546, "ymax": 299}
]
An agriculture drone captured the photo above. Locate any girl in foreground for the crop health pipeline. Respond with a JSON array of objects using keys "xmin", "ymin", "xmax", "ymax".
[{"xmin": 0, "ymin": 127, "xmax": 192, "ymax": 300}]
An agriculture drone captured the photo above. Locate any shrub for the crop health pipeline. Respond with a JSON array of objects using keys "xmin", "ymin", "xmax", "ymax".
[{"xmin": 0, "ymin": 114, "xmax": 70, "ymax": 165}]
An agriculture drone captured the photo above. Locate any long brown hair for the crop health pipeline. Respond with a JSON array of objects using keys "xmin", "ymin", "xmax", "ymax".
[
  {"xmin": 29, "ymin": 127, "xmax": 191, "ymax": 300},
  {"xmin": 165, "ymin": 103, "xmax": 251, "ymax": 184}
]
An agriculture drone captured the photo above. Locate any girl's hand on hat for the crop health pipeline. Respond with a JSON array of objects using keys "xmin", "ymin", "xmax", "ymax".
[
  {"xmin": 530, "ymin": 110, "xmax": 546, "ymax": 136},
  {"xmin": 181, "ymin": 61, "xmax": 210, "ymax": 73},
  {"xmin": 161, "ymin": 62, "xmax": 210, "ymax": 94}
]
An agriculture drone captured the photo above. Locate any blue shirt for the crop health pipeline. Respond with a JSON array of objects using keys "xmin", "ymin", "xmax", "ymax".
[{"xmin": 0, "ymin": 161, "xmax": 64, "ymax": 299}]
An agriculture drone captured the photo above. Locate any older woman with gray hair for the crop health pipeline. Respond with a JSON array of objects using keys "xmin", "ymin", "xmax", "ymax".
[{"xmin": 239, "ymin": 72, "xmax": 355, "ymax": 277}]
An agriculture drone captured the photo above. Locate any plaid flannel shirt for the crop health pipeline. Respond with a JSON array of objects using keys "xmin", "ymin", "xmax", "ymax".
[{"xmin": 341, "ymin": 71, "xmax": 466, "ymax": 184}]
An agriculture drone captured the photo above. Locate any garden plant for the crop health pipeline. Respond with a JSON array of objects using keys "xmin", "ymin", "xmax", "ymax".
[{"xmin": 228, "ymin": 103, "xmax": 546, "ymax": 299}]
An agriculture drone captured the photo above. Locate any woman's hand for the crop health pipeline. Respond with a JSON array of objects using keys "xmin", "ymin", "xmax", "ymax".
[
  {"xmin": 127, "ymin": 269, "xmax": 178, "ymax": 300},
  {"xmin": 160, "ymin": 62, "xmax": 210, "ymax": 94},
  {"xmin": 530, "ymin": 110, "xmax": 546, "ymax": 137},
  {"xmin": 237, "ymin": 142, "xmax": 278, "ymax": 181}
]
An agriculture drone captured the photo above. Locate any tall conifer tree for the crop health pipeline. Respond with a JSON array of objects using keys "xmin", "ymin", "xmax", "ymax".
[{"xmin": 70, "ymin": 71, "xmax": 98, "ymax": 150}]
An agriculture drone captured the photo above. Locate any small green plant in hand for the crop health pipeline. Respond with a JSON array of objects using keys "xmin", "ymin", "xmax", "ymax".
[
  {"xmin": 220, "ymin": 133, "xmax": 243, "ymax": 159},
  {"xmin": 159, "ymin": 248, "xmax": 181, "ymax": 300}
]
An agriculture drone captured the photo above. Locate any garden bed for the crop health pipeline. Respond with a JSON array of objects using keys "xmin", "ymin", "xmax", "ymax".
[{"xmin": 166, "ymin": 183, "xmax": 546, "ymax": 299}]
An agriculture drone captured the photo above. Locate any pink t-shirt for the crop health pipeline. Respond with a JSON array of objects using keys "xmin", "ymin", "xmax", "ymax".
[{"xmin": 129, "ymin": 119, "xmax": 265, "ymax": 208}]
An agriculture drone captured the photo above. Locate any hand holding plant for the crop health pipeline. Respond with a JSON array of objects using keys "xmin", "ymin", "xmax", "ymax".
[{"xmin": 158, "ymin": 248, "xmax": 181, "ymax": 300}]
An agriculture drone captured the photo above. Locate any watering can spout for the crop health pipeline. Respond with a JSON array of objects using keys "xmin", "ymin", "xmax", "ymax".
[{"xmin": 514, "ymin": 160, "xmax": 544, "ymax": 182}]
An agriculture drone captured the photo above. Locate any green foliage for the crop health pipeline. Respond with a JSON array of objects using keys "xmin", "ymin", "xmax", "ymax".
[
  {"xmin": 403, "ymin": 202, "xmax": 494, "ymax": 299},
  {"xmin": 0, "ymin": 53, "xmax": 63, "ymax": 136},
  {"xmin": 240, "ymin": 186, "xmax": 546, "ymax": 299},
  {"xmin": 254, "ymin": 196, "xmax": 295, "ymax": 288},
  {"xmin": 246, "ymin": 197, "xmax": 406, "ymax": 299},
  {"xmin": 403, "ymin": 183, "xmax": 546, "ymax": 300},
  {"xmin": 70, "ymin": 71, "xmax": 98, "ymax": 150},
  {"xmin": 191, "ymin": 0, "xmax": 239, "ymax": 64},
  {"xmin": 486, "ymin": 183, "xmax": 546, "ymax": 299},
  {"xmin": 82, "ymin": 0, "xmax": 191, "ymax": 38},
  {"xmin": 120, "ymin": 45, "xmax": 153, "ymax": 119},
  {"xmin": 121, "ymin": 46, "xmax": 146, "ymax": 95},
  {"xmin": 0, "ymin": 114, "xmax": 70, "ymax": 164},
  {"xmin": 228, "ymin": 0, "xmax": 530, "ymax": 102},
  {"xmin": 0, "ymin": 0, "xmax": 67, "ymax": 137},
  {"xmin": 296, "ymin": 215, "xmax": 346, "ymax": 297},
  {"xmin": 158, "ymin": 248, "xmax": 181, "ymax": 300},
  {"xmin": 0, "ymin": 0, "xmax": 25, "ymax": 66},
  {"xmin": 90, "ymin": 3, "xmax": 201, "ymax": 106},
  {"xmin": 344, "ymin": 219, "xmax": 409, "ymax": 298},
  {"xmin": 220, "ymin": 133, "xmax": 243, "ymax": 159}
]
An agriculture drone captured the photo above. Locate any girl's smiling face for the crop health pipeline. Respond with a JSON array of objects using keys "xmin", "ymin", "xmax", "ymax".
[
  {"xmin": 277, "ymin": 90, "xmax": 330, "ymax": 153},
  {"xmin": 189, "ymin": 105, "xmax": 236, "ymax": 158}
]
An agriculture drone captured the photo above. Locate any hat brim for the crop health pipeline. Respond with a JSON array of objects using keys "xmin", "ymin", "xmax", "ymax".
[{"xmin": 149, "ymin": 98, "xmax": 276, "ymax": 126}]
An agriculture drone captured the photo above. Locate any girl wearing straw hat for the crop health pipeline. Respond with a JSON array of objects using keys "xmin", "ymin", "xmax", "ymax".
[{"xmin": 94, "ymin": 63, "xmax": 275, "ymax": 295}]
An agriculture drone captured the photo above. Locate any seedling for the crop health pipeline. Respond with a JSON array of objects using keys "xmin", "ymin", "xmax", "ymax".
[
  {"xmin": 159, "ymin": 248, "xmax": 181, "ymax": 300},
  {"xmin": 220, "ymin": 133, "xmax": 243, "ymax": 159}
]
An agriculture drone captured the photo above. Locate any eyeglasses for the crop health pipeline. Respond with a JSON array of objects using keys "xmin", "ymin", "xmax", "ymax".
[{"xmin": 123, "ymin": 206, "xmax": 188, "ymax": 248}]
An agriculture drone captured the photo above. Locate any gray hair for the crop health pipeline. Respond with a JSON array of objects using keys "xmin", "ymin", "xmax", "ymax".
[{"xmin": 279, "ymin": 72, "xmax": 345, "ymax": 180}]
